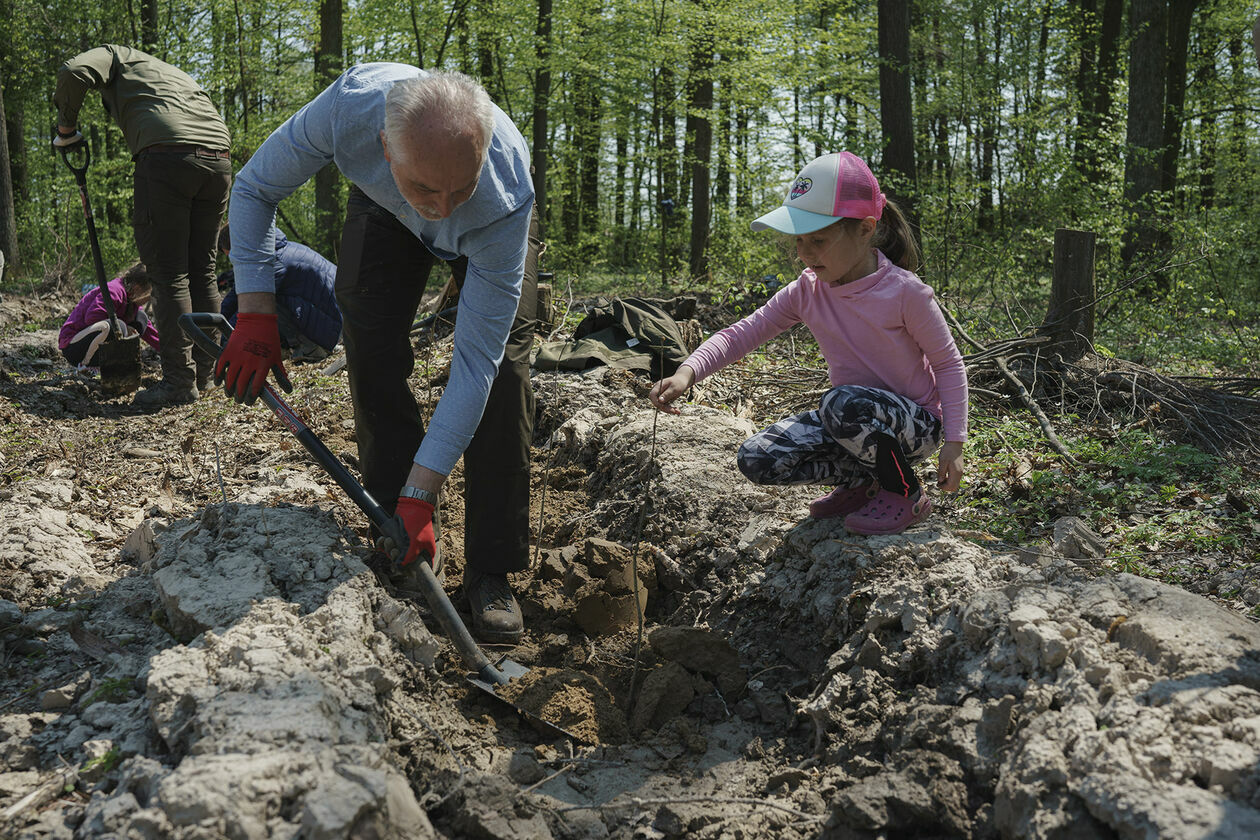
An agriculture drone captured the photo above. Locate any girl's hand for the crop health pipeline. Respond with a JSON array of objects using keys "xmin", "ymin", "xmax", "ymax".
[
  {"xmin": 937, "ymin": 441, "xmax": 964, "ymax": 492},
  {"xmin": 648, "ymin": 366, "xmax": 696, "ymax": 415}
]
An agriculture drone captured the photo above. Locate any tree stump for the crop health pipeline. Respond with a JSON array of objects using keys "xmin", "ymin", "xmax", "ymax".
[{"xmin": 1039, "ymin": 228, "xmax": 1096, "ymax": 362}]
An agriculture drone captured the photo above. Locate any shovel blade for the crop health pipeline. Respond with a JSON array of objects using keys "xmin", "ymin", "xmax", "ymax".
[
  {"xmin": 97, "ymin": 334, "xmax": 142, "ymax": 397},
  {"xmin": 467, "ymin": 656, "xmax": 586, "ymax": 744}
]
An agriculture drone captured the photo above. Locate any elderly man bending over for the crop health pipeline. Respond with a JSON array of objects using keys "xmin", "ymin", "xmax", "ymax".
[{"xmin": 219, "ymin": 65, "xmax": 540, "ymax": 643}]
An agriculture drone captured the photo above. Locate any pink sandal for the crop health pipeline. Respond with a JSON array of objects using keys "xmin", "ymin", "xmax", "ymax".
[
  {"xmin": 844, "ymin": 489, "xmax": 933, "ymax": 535},
  {"xmin": 809, "ymin": 481, "xmax": 879, "ymax": 519}
]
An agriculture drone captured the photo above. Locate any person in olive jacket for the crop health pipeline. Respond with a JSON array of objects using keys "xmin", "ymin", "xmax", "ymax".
[{"xmin": 53, "ymin": 45, "xmax": 231, "ymax": 407}]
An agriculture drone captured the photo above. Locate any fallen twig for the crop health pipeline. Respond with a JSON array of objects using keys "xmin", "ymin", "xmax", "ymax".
[
  {"xmin": 1, "ymin": 763, "xmax": 77, "ymax": 823},
  {"xmin": 521, "ymin": 762, "xmax": 575, "ymax": 794},
  {"xmin": 994, "ymin": 357, "xmax": 1075, "ymax": 462},
  {"xmin": 554, "ymin": 793, "xmax": 826, "ymax": 823}
]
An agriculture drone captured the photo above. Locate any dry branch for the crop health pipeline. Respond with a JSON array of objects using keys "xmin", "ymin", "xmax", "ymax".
[
  {"xmin": 1, "ymin": 766, "xmax": 77, "ymax": 824},
  {"xmin": 993, "ymin": 357, "xmax": 1076, "ymax": 461},
  {"xmin": 937, "ymin": 296, "xmax": 1260, "ymax": 455}
]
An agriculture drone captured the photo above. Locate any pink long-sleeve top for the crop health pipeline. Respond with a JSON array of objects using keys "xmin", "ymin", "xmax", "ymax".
[
  {"xmin": 683, "ymin": 250, "xmax": 969, "ymax": 442},
  {"xmin": 58, "ymin": 278, "xmax": 160, "ymax": 351}
]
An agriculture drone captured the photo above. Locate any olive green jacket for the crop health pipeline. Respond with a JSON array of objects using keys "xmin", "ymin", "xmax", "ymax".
[
  {"xmin": 534, "ymin": 296, "xmax": 693, "ymax": 381},
  {"xmin": 54, "ymin": 45, "xmax": 230, "ymax": 155}
]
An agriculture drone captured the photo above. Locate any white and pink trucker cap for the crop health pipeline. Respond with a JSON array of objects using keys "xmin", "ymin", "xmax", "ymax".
[{"xmin": 751, "ymin": 151, "xmax": 887, "ymax": 234}]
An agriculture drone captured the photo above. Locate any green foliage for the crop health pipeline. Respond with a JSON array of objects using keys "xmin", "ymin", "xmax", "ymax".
[
  {"xmin": 81, "ymin": 746, "xmax": 122, "ymax": 774},
  {"xmin": 0, "ymin": 3, "xmax": 1258, "ymax": 600},
  {"xmin": 83, "ymin": 676, "xmax": 133, "ymax": 707},
  {"xmin": 955, "ymin": 411, "xmax": 1258, "ymax": 577},
  {"xmin": 1, "ymin": 0, "xmax": 1257, "ymax": 291}
]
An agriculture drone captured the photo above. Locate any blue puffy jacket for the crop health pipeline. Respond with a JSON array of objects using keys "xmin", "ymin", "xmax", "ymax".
[{"xmin": 221, "ymin": 233, "xmax": 342, "ymax": 351}]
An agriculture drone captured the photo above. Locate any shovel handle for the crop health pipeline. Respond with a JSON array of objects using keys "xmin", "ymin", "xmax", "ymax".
[
  {"xmin": 59, "ymin": 142, "xmax": 124, "ymax": 339},
  {"xmin": 178, "ymin": 312, "xmax": 506, "ymax": 684}
]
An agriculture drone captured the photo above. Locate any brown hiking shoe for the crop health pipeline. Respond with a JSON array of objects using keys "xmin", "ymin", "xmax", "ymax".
[
  {"xmin": 132, "ymin": 381, "xmax": 198, "ymax": 407},
  {"xmin": 464, "ymin": 570, "xmax": 523, "ymax": 643}
]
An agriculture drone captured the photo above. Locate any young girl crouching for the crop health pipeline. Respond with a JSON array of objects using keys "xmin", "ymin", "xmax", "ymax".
[{"xmin": 649, "ymin": 152, "xmax": 968, "ymax": 535}]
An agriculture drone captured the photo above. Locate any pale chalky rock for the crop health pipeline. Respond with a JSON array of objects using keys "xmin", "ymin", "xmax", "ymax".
[
  {"xmin": 0, "ymin": 480, "xmax": 111, "ymax": 603},
  {"xmin": 72, "ymin": 503, "xmax": 438, "ymax": 839},
  {"xmin": 762, "ymin": 521, "xmax": 1260, "ymax": 839}
]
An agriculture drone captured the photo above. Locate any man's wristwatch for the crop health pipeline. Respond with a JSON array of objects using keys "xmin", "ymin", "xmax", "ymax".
[{"xmin": 399, "ymin": 485, "xmax": 438, "ymax": 505}]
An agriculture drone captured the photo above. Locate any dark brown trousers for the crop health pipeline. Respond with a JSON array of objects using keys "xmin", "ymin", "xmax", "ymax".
[
  {"xmin": 132, "ymin": 149, "xmax": 231, "ymax": 388},
  {"xmin": 335, "ymin": 187, "xmax": 539, "ymax": 574}
]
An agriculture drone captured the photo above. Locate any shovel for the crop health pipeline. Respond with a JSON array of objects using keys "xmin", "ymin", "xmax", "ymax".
[
  {"xmin": 59, "ymin": 142, "xmax": 142, "ymax": 397},
  {"xmin": 178, "ymin": 312, "xmax": 579, "ymax": 742}
]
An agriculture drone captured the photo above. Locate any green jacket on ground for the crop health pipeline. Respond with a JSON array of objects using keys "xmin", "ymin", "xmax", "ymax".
[{"xmin": 54, "ymin": 45, "xmax": 230, "ymax": 155}]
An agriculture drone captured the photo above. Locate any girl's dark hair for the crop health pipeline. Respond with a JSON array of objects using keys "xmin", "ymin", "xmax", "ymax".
[
  {"xmin": 839, "ymin": 198, "xmax": 921, "ymax": 273},
  {"xmin": 874, "ymin": 199, "xmax": 921, "ymax": 273},
  {"xmin": 121, "ymin": 262, "xmax": 152, "ymax": 293}
]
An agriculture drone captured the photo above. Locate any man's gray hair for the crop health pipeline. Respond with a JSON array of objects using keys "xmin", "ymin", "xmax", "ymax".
[{"xmin": 384, "ymin": 71, "xmax": 496, "ymax": 163}]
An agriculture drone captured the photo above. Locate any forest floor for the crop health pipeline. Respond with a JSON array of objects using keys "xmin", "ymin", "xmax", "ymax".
[{"xmin": 2, "ymin": 283, "xmax": 1260, "ymax": 839}]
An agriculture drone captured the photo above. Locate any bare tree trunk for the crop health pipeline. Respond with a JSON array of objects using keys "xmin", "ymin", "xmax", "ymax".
[
  {"xmin": 931, "ymin": 14, "xmax": 948, "ymax": 177},
  {"xmin": 314, "ymin": 0, "xmax": 343, "ymax": 258},
  {"xmin": 531, "ymin": 0, "xmax": 551, "ymax": 236},
  {"xmin": 142, "ymin": 0, "xmax": 159, "ymax": 54},
  {"xmin": 630, "ymin": 118, "xmax": 643, "ymax": 247},
  {"xmin": 735, "ymin": 104, "xmax": 750, "ymax": 211},
  {"xmin": 1122, "ymin": 0, "xmax": 1167, "ymax": 279},
  {"xmin": 0, "ymin": 72, "xmax": 18, "ymax": 274},
  {"xmin": 715, "ymin": 81, "xmax": 731, "ymax": 210},
  {"xmin": 660, "ymin": 66, "xmax": 678, "ymax": 207},
  {"xmin": 1160, "ymin": 0, "xmax": 1197, "ymax": 198},
  {"xmin": 1094, "ymin": 0, "xmax": 1123, "ymax": 130},
  {"xmin": 0, "ymin": 0, "xmax": 26, "ymax": 207},
  {"xmin": 1072, "ymin": 0, "xmax": 1100, "ymax": 173},
  {"xmin": 614, "ymin": 115, "xmax": 627, "ymax": 229},
  {"xmin": 1254, "ymin": 14, "xmax": 1260, "ymax": 67},
  {"xmin": 686, "ymin": 0, "xmax": 713, "ymax": 281},
  {"xmin": 1072, "ymin": 0, "xmax": 1122, "ymax": 184},
  {"xmin": 232, "ymin": 0, "xmax": 251, "ymax": 133},
  {"xmin": 973, "ymin": 16, "xmax": 995, "ymax": 231},
  {"xmin": 577, "ymin": 81, "xmax": 601, "ymax": 259},
  {"xmin": 1197, "ymin": 36, "xmax": 1216, "ymax": 208},
  {"xmin": 659, "ymin": 65, "xmax": 679, "ymax": 276},
  {"xmin": 614, "ymin": 122, "xmax": 628, "ymax": 264},
  {"xmin": 1227, "ymin": 37, "xmax": 1248, "ymax": 195},
  {"xmin": 477, "ymin": 0, "xmax": 494, "ymax": 98},
  {"xmin": 566, "ymin": 65, "xmax": 600, "ymax": 258},
  {"xmin": 878, "ymin": 0, "xmax": 917, "ymax": 231}
]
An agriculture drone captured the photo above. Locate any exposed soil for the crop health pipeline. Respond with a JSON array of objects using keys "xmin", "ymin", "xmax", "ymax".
[
  {"xmin": 2, "ymin": 288, "xmax": 1260, "ymax": 839},
  {"xmin": 495, "ymin": 667, "xmax": 629, "ymax": 746}
]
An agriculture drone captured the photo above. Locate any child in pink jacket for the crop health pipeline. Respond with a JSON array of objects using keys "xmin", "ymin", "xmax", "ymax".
[
  {"xmin": 59, "ymin": 262, "xmax": 160, "ymax": 368},
  {"xmin": 649, "ymin": 152, "xmax": 968, "ymax": 535}
]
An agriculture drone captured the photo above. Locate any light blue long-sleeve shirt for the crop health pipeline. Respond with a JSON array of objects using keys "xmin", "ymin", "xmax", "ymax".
[{"xmin": 229, "ymin": 63, "xmax": 534, "ymax": 477}]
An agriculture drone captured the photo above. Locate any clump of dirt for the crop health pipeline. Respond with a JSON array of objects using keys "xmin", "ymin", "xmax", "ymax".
[{"xmin": 496, "ymin": 666, "xmax": 629, "ymax": 746}]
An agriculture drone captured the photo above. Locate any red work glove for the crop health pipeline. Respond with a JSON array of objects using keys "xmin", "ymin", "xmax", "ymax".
[
  {"xmin": 214, "ymin": 312, "xmax": 291, "ymax": 404},
  {"xmin": 377, "ymin": 497, "xmax": 437, "ymax": 568}
]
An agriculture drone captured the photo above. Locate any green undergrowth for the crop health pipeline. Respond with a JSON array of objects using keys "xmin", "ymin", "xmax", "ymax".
[{"xmin": 955, "ymin": 410, "xmax": 1258, "ymax": 577}]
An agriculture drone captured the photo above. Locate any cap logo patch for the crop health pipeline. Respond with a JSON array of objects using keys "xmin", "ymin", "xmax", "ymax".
[{"xmin": 790, "ymin": 177, "xmax": 813, "ymax": 200}]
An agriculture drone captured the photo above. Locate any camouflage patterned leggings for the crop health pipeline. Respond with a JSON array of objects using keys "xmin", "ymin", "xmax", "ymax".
[{"xmin": 736, "ymin": 385, "xmax": 942, "ymax": 487}]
